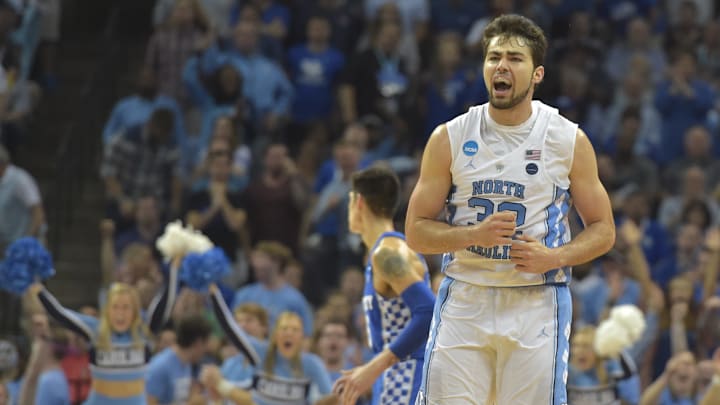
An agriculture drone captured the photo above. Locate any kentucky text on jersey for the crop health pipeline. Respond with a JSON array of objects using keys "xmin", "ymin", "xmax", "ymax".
[{"xmin": 472, "ymin": 179, "xmax": 525, "ymax": 199}]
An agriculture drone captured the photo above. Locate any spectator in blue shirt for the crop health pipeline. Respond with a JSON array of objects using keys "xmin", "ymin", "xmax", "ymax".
[
  {"xmin": 232, "ymin": 241, "xmax": 314, "ymax": 337},
  {"xmin": 654, "ymin": 49, "xmax": 715, "ymax": 165},
  {"xmin": 146, "ymin": 314, "xmax": 212, "ymax": 405},
  {"xmin": 430, "ymin": 0, "xmax": 485, "ymax": 35},
  {"xmin": 568, "ymin": 327, "xmax": 640, "ymax": 405},
  {"xmin": 229, "ymin": 0, "xmax": 290, "ymax": 43},
  {"xmin": 203, "ymin": 308, "xmax": 335, "ymax": 405},
  {"xmin": 422, "ymin": 31, "xmax": 474, "ymax": 139},
  {"xmin": 102, "ymin": 69, "xmax": 185, "ymax": 146},
  {"xmin": 287, "ymin": 14, "xmax": 345, "ymax": 125},
  {"xmin": 640, "ymin": 351, "xmax": 700, "ymax": 405},
  {"xmin": 312, "ymin": 318, "xmax": 355, "ymax": 384},
  {"xmin": 18, "ymin": 330, "xmax": 71, "ymax": 405},
  {"xmin": 200, "ymin": 19, "xmax": 293, "ymax": 136}
]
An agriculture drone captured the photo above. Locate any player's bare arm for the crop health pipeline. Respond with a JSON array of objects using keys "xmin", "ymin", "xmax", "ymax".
[
  {"xmin": 405, "ymin": 124, "xmax": 517, "ymax": 254},
  {"xmin": 372, "ymin": 239, "xmax": 424, "ymax": 295},
  {"xmin": 511, "ymin": 129, "xmax": 615, "ymax": 273}
]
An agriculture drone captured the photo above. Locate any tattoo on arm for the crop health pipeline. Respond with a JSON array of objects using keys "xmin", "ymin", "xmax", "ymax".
[{"xmin": 375, "ymin": 247, "xmax": 411, "ymax": 279}]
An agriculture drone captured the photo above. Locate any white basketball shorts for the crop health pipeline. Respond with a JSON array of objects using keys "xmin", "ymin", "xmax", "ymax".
[{"xmin": 416, "ymin": 276, "xmax": 572, "ymax": 405}]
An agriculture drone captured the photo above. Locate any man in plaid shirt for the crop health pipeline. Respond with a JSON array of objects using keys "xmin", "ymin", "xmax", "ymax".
[{"xmin": 101, "ymin": 108, "xmax": 182, "ymax": 229}]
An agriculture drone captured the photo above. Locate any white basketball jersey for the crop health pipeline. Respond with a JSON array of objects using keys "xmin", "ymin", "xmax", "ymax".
[{"xmin": 443, "ymin": 100, "xmax": 578, "ymax": 287}]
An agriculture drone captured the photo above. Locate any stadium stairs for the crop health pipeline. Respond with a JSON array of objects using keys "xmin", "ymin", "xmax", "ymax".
[{"xmin": 16, "ymin": 0, "xmax": 153, "ymax": 308}]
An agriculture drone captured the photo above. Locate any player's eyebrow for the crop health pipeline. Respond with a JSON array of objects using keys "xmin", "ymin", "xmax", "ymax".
[{"xmin": 488, "ymin": 50, "xmax": 525, "ymax": 58}]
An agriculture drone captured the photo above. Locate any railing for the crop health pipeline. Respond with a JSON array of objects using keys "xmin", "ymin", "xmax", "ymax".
[{"xmin": 49, "ymin": 5, "xmax": 122, "ymax": 258}]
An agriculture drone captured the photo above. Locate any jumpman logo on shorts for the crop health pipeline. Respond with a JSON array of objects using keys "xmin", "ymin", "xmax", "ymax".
[{"xmin": 537, "ymin": 326, "xmax": 549, "ymax": 338}]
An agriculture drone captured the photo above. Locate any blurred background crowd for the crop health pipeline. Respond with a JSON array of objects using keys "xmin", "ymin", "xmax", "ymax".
[{"xmin": 2, "ymin": 0, "xmax": 720, "ymax": 404}]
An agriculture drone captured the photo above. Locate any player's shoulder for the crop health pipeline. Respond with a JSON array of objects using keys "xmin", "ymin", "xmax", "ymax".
[
  {"xmin": 372, "ymin": 235, "xmax": 410, "ymax": 257},
  {"xmin": 535, "ymin": 100, "xmax": 579, "ymax": 135}
]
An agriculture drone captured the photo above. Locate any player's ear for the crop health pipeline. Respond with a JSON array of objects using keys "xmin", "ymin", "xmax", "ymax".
[{"xmin": 532, "ymin": 65, "xmax": 544, "ymax": 85}]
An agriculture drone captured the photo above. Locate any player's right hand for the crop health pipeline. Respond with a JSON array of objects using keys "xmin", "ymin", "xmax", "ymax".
[{"xmin": 471, "ymin": 211, "xmax": 517, "ymax": 247}]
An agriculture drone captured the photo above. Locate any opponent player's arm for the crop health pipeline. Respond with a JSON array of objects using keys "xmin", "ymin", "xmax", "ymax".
[
  {"xmin": 551, "ymin": 129, "xmax": 615, "ymax": 267},
  {"xmin": 373, "ymin": 242, "xmax": 435, "ymax": 359},
  {"xmin": 405, "ymin": 125, "xmax": 516, "ymax": 254}
]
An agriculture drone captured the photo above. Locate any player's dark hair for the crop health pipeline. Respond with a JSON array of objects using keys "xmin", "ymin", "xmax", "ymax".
[
  {"xmin": 481, "ymin": 14, "xmax": 548, "ymax": 68},
  {"xmin": 175, "ymin": 314, "xmax": 212, "ymax": 349},
  {"xmin": 351, "ymin": 166, "xmax": 401, "ymax": 219}
]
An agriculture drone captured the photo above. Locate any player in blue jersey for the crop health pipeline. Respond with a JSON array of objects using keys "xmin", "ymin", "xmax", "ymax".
[
  {"xmin": 405, "ymin": 14, "xmax": 615, "ymax": 405},
  {"xmin": 29, "ymin": 263, "xmax": 179, "ymax": 405},
  {"xmin": 332, "ymin": 166, "xmax": 435, "ymax": 405}
]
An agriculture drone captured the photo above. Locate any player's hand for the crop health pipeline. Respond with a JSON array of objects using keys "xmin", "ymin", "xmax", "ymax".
[
  {"xmin": 332, "ymin": 365, "xmax": 376, "ymax": 405},
  {"xmin": 472, "ymin": 211, "xmax": 517, "ymax": 247},
  {"xmin": 510, "ymin": 234, "xmax": 558, "ymax": 274}
]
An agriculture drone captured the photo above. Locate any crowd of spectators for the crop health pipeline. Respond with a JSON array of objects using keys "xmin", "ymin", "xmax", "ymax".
[{"xmin": 3, "ymin": 0, "xmax": 720, "ymax": 404}]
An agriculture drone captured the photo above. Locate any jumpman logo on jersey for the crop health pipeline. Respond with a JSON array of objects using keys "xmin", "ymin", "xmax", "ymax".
[
  {"xmin": 464, "ymin": 158, "xmax": 476, "ymax": 169},
  {"xmin": 537, "ymin": 327, "xmax": 549, "ymax": 338}
]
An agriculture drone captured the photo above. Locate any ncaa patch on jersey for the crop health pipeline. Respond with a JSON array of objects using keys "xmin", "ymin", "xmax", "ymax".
[
  {"xmin": 462, "ymin": 141, "xmax": 478, "ymax": 156},
  {"xmin": 526, "ymin": 163, "xmax": 538, "ymax": 175}
]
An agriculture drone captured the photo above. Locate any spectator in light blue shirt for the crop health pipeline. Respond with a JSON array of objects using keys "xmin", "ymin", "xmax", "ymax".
[
  {"xmin": 17, "ymin": 331, "xmax": 70, "ymax": 405},
  {"xmin": 232, "ymin": 241, "xmax": 314, "ymax": 337},
  {"xmin": 200, "ymin": 19, "xmax": 293, "ymax": 136},
  {"xmin": 146, "ymin": 314, "xmax": 212, "ymax": 405},
  {"xmin": 102, "ymin": 69, "xmax": 185, "ymax": 146}
]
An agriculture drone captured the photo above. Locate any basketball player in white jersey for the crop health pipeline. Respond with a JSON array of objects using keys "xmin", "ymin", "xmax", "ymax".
[{"xmin": 405, "ymin": 15, "xmax": 615, "ymax": 405}]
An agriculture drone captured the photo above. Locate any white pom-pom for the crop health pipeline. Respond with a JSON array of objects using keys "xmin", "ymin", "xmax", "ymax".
[
  {"xmin": 186, "ymin": 229, "xmax": 213, "ymax": 254},
  {"xmin": 609, "ymin": 305, "xmax": 646, "ymax": 342},
  {"xmin": 156, "ymin": 221, "xmax": 214, "ymax": 260},
  {"xmin": 594, "ymin": 318, "xmax": 631, "ymax": 358},
  {"xmin": 156, "ymin": 221, "xmax": 188, "ymax": 259}
]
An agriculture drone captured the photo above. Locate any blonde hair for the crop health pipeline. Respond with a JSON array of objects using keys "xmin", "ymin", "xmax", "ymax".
[
  {"xmin": 572, "ymin": 326, "xmax": 608, "ymax": 384},
  {"xmin": 97, "ymin": 283, "xmax": 150, "ymax": 350},
  {"xmin": 263, "ymin": 312, "xmax": 303, "ymax": 377}
]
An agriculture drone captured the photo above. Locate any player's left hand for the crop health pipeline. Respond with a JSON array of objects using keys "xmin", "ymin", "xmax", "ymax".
[
  {"xmin": 510, "ymin": 234, "xmax": 559, "ymax": 274},
  {"xmin": 332, "ymin": 365, "xmax": 375, "ymax": 405}
]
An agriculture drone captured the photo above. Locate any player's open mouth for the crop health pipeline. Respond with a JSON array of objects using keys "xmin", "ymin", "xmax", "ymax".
[{"xmin": 493, "ymin": 79, "xmax": 512, "ymax": 96}]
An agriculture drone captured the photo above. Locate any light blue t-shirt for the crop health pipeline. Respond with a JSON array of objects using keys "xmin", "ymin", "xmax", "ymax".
[
  {"xmin": 35, "ymin": 368, "xmax": 70, "ymax": 405},
  {"xmin": 232, "ymin": 283, "xmax": 314, "ymax": 336},
  {"xmin": 659, "ymin": 387, "xmax": 696, "ymax": 405},
  {"xmin": 145, "ymin": 348, "xmax": 192, "ymax": 405}
]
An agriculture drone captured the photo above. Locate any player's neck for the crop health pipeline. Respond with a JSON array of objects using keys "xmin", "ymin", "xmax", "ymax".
[
  {"xmin": 487, "ymin": 100, "xmax": 533, "ymax": 126},
  {"xmin": 362, "ymin": 219, "xmax": 396, "ymax": 250}
]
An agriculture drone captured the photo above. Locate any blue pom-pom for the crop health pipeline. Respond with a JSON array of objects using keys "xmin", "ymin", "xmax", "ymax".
[
  {"xmin": 0, "ymin": 237, "xmax": 55, "ymax": 295},
  {"xmin": 179, "ymin": 247, "xmax": 230, "ymax": 291}
]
